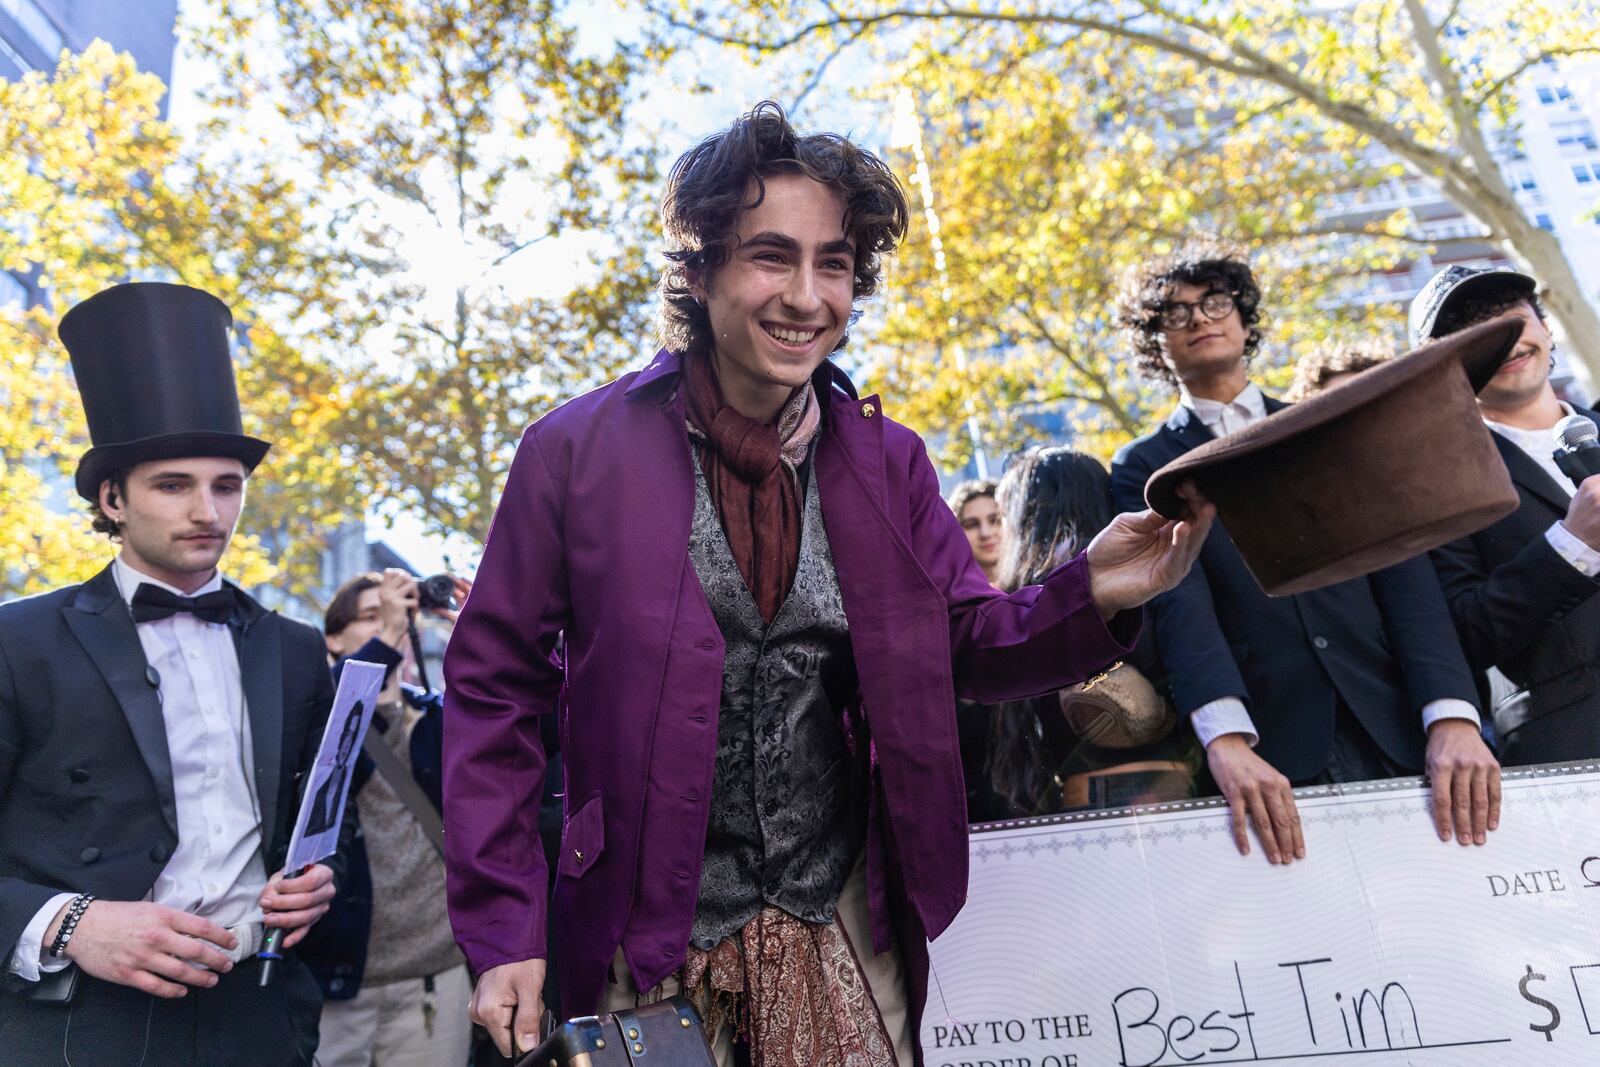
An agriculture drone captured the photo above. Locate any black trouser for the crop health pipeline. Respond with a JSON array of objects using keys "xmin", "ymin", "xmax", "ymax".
[{"xmin": 0, "ymin": 956, "xmax": 321, "ymax": 1067}]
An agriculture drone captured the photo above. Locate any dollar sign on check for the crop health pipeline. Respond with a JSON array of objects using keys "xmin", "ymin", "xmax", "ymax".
[{"xmin": 1520, "ymin": 964, "xmax": 1561, "ymax": 1041}]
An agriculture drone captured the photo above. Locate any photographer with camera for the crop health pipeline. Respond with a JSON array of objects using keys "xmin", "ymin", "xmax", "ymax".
[{"xmin": 302, "ymin": 568, "xmax": 472, "ymax": 1067}]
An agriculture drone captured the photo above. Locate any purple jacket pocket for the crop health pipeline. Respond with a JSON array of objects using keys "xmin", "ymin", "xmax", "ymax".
[{"xmin": 558, "ymin": 794, "xmax": 604, "ymax": 879}]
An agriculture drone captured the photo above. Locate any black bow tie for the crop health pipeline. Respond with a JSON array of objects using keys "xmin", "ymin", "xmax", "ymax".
[{"xmin": 129, "ymin": 583, "xmax": 237, "ymax": 625}]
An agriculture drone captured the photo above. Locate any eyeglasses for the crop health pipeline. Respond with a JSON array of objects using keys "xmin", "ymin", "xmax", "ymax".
[{"xmin": 1158, "ymin": 291, "xmax": 1236, "ymax": 331}]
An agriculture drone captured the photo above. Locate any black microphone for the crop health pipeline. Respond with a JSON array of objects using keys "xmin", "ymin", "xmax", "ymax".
[{"xmin": 1552, "ymin": 415, "xmax": 1600, "ymax": 489}]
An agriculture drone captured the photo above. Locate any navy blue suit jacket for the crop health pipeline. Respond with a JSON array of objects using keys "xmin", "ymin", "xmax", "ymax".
[{"xmin": 1110, "ymin": 398, "xmax": 1479, "ymax": 781}]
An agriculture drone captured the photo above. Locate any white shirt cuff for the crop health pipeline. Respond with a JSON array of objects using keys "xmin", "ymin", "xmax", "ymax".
[
  {"xmin": 1190, "ymin": 698, "xmax": 1259, "ymax": 748},
  {"xmin": 8, "ymin": 893, "xmax": 76, "ymax": 981},
  {"xmin": 1549, "ymin": 521, "xmax": 1600, "ymax": 578},
  {"xmin": 1421, "ymin": 698, "xmax": 1481, "ymax": 732}
]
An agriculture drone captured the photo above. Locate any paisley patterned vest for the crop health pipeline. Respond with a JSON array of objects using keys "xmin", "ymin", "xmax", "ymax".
[{"xmin": 687, "ymin": 451, "xmax": 864, "ymax": 948}]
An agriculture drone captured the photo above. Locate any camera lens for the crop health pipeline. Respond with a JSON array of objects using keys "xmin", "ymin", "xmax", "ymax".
[{"xmin": 417, "ymin": 574, "xmax": 456, "ymax": 610}]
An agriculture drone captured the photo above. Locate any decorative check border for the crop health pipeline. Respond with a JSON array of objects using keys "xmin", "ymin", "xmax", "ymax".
[{"xmin": 967, "ymin": 759, "xmax": 1600, "ymax": 861}]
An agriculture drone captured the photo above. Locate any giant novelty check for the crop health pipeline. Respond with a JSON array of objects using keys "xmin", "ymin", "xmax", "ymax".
[{"xmin": 923, "ymin": 762, "xmax": 1600, "ymax": 1067}]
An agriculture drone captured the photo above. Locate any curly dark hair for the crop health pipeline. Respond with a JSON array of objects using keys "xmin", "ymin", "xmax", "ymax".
[
  {"xmin": 656, "ymin": 100, "xmax": 910, "ymax": 356},
  {"xmin": 1113, "ymin": 236, "xmax": 1266, "ymax": 391},
  {"xmin": 87, "ymin": 468, "xmax": 129, "ymax": 540},
  {"xmin": 1287, "ymin": 339, "xmax": 1394, "ymax": 401},
  {"xmin": 1434, "ymin": 286, "xmax": 1547, "ymax": 338}
]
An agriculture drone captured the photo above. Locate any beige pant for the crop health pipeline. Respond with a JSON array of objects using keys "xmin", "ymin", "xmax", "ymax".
[
  {"xmin": 315, "ymin": 962, "xmax": 473, "ymax": 1067},
  {"xmin": 604, "ymin": 856, "xmax": 913, "ymax": 1066}
]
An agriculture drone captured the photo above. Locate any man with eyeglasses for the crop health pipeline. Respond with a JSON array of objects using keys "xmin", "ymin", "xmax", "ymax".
[{"xmin": 1108, "ymin": 239, "xmax": 1498, "ymax": 867}]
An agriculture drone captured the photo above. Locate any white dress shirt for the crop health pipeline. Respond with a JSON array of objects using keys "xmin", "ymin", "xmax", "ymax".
[
  {"xmin": 1483, "ymin": 405, "xmax": 1600, "ymax": 579},
  {"xmin": 1176, "ymin": 385, "xmax": 1481, "ymax": 749},
  {"xmin": 8, "ymin": 557, "xmax": 268, "ymax": 981}
]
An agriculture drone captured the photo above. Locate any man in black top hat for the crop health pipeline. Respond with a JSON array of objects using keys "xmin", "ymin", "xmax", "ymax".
[
  {"xmin": 0, "ymin": 282, "xmax": 345, "ymax": 1065},
  {"xmin": 1419, "ymin": 266, "xmax": 1600, "ymax": 764}
]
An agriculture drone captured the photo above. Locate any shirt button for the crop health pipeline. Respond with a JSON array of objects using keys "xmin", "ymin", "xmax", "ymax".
[
  {"xmin": 1312, "ymin": 636, "xmax": 1329, "ymax": 650},
  {"xmin": 207, "ymin": 883, "xmax": 220, "ymax": 896},
  {"xmin": 212, "ymin": 825, "xmax": 222, "ymax": 836},
  {"xmin": 188, "ymin": 650, "xmax": 201, "ymax": 660}
]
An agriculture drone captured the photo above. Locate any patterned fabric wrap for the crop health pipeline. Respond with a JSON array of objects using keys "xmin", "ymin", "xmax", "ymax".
[
  {"xmin": 686, "ymin": 447, "xmax": 863, "ymax": 946},
  {"xmin": 681, "ymin": 352, "xmax": 822, "ymax": 624},
  {"xmin": 663, "ymin": 904, "xmax": 896, "ymax": 1067}
]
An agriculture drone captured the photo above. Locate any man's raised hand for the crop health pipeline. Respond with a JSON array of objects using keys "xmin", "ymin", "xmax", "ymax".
[{"xmin": 1086, "ymin": 481, "xmax": 1215, "ymax": 619}]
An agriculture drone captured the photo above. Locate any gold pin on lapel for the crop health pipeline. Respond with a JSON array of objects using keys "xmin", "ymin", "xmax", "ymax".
[{"xmin": 862, "ymin": 402, "xmax": 876, "ymax": 418}]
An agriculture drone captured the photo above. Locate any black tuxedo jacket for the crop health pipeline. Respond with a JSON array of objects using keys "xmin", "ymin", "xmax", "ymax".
[
  {"xmin": 1430, "ymin": 410, "xmax": 1600, "ymax": 765},
  {"xmin": 1111, "ymin": 399, "xmax": 1480, "ymax": 781},
  {"xmin": 0, "ymin": 563, "xmax": 340, "ymax": 974}
]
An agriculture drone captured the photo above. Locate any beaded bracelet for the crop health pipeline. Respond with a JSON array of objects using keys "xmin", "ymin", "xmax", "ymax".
[{"xmin": 48, "ymin": 893, "xmax": 95, "ymax": 959}]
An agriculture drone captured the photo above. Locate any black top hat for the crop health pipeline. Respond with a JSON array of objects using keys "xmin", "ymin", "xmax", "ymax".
[
  {"xmin": 58, "ymin": 283, "xmax": 271, "ymax": 501},
  {"xmin": 1409, "ymin": 264, "xmax": 1537, "ymax": 349}
]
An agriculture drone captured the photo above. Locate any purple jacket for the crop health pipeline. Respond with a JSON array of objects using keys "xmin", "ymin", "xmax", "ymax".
[{"xmin": 443, "ymin": 351, "xmax": 1137, "ymax": 1025}]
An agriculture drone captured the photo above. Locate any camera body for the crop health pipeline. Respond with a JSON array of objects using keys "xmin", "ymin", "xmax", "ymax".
[{"xmin": 417, "ymin": 573, "xmax": 457, "ymax": 611}]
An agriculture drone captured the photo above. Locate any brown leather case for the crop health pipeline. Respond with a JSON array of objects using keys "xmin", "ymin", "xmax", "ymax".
[{"xmin": 516, "ymin": 995, "xmax": 715, "ymax": 1067}]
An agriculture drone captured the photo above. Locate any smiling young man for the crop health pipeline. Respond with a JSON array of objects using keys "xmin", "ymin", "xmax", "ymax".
[
  {"xmin": 443, "ymin": 102, "xmax": 1214, "ymax": 1065},
  {"xmin": 0, "ymin": 283, "xmax": 342, "ymax": 1065},
  {"xmin": 1108, "ymin": 239, "xmax": 1499, "ymax": 868},
  {"xmin": 1417, "ymin": 266, "xmax": 1600, "ymax": 764}
]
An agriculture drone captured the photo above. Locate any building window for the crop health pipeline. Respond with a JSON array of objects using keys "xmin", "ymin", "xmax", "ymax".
[
  {"xmin": 0, "ymin": 0, "xmax": 63, "ymax": 60},
  {"xmin": 1554, "ymin": 119, "xmax": 1599, "ymax": 153},
  {"xmin": 1510, "ymin": 168, "xmax": 1539, "ymax": 192},
  {"xmin": 1537, "ymin": 85, "xmax": 1575, "ymax": 105},
  {"xmin": 1535, "ymin": 214, "xmax": 1555, "ymax": 232}
]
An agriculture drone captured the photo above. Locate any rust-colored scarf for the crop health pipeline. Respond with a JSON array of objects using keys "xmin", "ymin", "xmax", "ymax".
[{"xmin": 682, "ymin": 353, "xmax": 820, "ymax": 625}]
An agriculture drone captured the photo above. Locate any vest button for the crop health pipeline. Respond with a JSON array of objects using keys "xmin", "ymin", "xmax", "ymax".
[
  {"xmin": 79, "ymin": 847, "xmax": 100, "ymax": 864},
  {"xmin": 1312, "ymin": 636, "xmax": 1329, "ymax": 650},
  {"xmin": 69, "ymin": 768, "xmax": 90, "ymax": 784},
  {"xmin": 150, "ymin": 844, "xmax": 170, "ymax": 863}
]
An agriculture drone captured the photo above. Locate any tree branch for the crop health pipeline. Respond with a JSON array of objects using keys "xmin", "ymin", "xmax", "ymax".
[{"xmin": 1470, "ymin": 46, "xmax": 1600, "ymax": 110}]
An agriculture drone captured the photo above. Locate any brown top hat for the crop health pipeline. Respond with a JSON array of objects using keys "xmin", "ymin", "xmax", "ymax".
[{"xmin": 1144, "ymin": 318, "xmax": 1522, "ymax": 596}]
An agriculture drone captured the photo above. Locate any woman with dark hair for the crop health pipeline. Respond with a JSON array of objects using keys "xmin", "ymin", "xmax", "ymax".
[{"xmin": 985, "ymin": 447, "xmax": 1199, "ymax": 817}]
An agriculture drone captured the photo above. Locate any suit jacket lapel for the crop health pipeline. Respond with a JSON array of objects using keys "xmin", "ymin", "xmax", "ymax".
[
  {"xmin": 232, "ymin": 587, "xmax": 284, "ymax": 853},
  {"xmin": 1165, "ymin": 403, "xmax": 1216, "ymax": 454},
  {"xmin": 1492, "ymin": 430, "xmax": 1572, "ymax": 514},
  {"xmin": 63, "ymin": 564, "xmax": 179, "ymax": 837}
]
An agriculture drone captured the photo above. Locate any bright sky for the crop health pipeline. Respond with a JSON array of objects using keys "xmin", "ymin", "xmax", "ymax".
[{"xmin": 166, "ymin": 1, "xmax": 896, "ymax": 573}]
